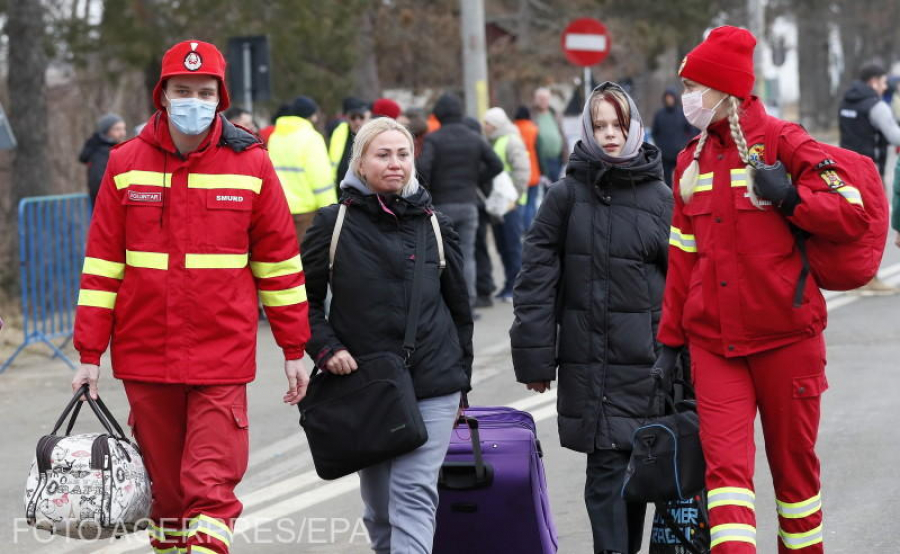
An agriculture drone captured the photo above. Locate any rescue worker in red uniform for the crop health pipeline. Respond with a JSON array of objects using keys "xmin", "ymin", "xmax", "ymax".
[
  {"xmin": 656, "ymin": 27, "xmax": 869, "ymax": 553},
  {"xmin": 71, "ymin": 40, "xmax": 311, "ymax": 554}
]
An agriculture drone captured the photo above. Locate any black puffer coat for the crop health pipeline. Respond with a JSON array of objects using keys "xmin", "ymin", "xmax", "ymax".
[
  {"xmin": 510, "ymin": 141, "xmax": 673, "ymax": 453},
  {"xmin": 302, "ymin": 185, "xmax": 473, "ymax": 400},
  {"xmin": 416, "ymin": 94, "xmax": 503, "ymax": 205}
]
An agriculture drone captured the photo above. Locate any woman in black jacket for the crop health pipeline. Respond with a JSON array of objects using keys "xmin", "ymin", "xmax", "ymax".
[
  {"xmin": 510, "ymin": 82, "xmax": 673, "ymax": 554},
  {"xmin": 302, "ymin": 117, "xmax": 473, "ymax": 554}
]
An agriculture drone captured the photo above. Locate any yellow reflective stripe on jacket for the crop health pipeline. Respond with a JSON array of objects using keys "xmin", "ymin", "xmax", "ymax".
[
  {"xmin": 779, "ymin": 524, "xmax": 824, "ymax": 550},
  {"xmin": 669, "ymin": 226, "xmax": 697, "ymax": 253},
  {"xmin": 114, "ymin": 170, "xmax": 172, "ymax": 190},
  {"xmin": 835, "ymin": 185, "xmax": 864, "ymax": 206},
  {"xmin": 776, "ymin": 493, "xmax": 821, "ymax": 519},
  {"xmin": 492, "ymin": 135, "xmax": 527, "ymax": 206},
  {"xmin": 269, "ymin": 116, "xmax": 336, "ymax": 213},
  {"xmin": 83, "ymin": 257, "xmax": 125, "ymax": 280},
  {"xmin": 126, "ymin": 250, "xmax": 169, "ymax": 270},
  {"xmin": 77, "ymin": 289, "xmax": 117, "ymax": 309},
  {"xmin": 184, "ymin": 253, "xmax": 249, "ymax": 269},
  {"xmin": 710, "ymin": 523, "xmax": 757, "ymax": 548},
  {"xmin": 708, "ymin": 487, "xmax": 756, "ymax": 510},
  {"xmin": 187, "ymin": 515, "xmax": 232, "ymax": 547},
  {"xmin": 187, "ymin": 173, "xmax": 263, "ymax": 194},
  {"xmin": 731, "ymin": 168, "xmax": 749, "ymax": 188},
  {"xmin": 692, "ymin": 172, "xmax": 715, "ymax": 192},
  {"xmin": 329, "ymin": 121, "xmax": 350, "ymax": 175},
  {"xmin": 259, "ymin": 285, "xmax": 308, "ymax": 307},
  {"xmin": 250, "ymin": 255, "xmax": 303, "ymax": 279}
]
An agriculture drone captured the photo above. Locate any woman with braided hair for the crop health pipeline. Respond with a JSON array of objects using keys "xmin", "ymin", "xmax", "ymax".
[{"xmin": 656, "ymin": 26, "xmax": 869, "ymax": 553}]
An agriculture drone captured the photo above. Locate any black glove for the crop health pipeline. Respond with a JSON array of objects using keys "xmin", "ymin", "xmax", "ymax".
[
  {"xmin": 652, "ymin": 345, "xmax": 680, "ymax": 381},
  {"xmin": 753, "ymin": 161, "xmax": 800, "ymax": 216}
]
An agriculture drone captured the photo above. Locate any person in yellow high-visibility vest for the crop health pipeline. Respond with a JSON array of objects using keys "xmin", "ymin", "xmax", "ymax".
[
  {"xmin": 268, "ymin": 95, "xmax": 337, "ymax": 244},
  {"xmin": 483, "ymin": 107, "xmax": 531, "ymax": 302},
  {"xmin": 328, "ymin": 97, "xmax": 370, "ymax": 193}
]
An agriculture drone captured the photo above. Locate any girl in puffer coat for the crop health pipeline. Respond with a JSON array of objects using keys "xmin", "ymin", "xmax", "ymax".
[{"xmin": 510, "ymin": 82, "xmax": 673, "ymax": 554}]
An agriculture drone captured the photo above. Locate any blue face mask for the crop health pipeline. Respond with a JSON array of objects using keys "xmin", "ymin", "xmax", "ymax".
[{"xmin": 165, "ymin": 94, "xmax": 218, "ymax": 135}]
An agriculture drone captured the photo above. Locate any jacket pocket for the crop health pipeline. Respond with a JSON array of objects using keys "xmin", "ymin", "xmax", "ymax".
[
  {"xmin": 733, "ymin": 188, "xmax": 794, "ymax": 256},
  {"xmin": 122, "ymin": 186, "xmax": 165, "ymax": 248},
  {"xmin": 231, "ymin": 404, "xmax": 249, "ymax": 430},
  {"xmin": 202, "ymin": 190, "xmax": 253, "ymax": 250},
  {"xmin": 790, "ymin": 372, "xmax": 827, "ymax": 451}
]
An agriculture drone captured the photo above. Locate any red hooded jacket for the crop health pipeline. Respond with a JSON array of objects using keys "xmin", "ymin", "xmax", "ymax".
[
  {"xmin": 659, "ymin": 97, "xmax": 869, "ymax": 357},
  {"xmin": 74, "ymin": 112, "xmax": 309, "ymax": 384}
]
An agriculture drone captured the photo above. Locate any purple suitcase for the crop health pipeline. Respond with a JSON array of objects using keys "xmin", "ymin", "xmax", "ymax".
[{"xmin": 432, "ymin": 406, "xmax": 558, "ymax": 554}]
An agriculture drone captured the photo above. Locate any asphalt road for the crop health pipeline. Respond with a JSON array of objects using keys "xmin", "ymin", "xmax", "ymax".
[{"xmin": 1, "ymin": 246, "xmax": 898, "ymax": 553}]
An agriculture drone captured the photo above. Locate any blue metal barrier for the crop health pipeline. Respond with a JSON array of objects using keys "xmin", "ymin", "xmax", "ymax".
[{"xmin": 1, "ymin": 194, "xmax": 91, "ymax": 372}]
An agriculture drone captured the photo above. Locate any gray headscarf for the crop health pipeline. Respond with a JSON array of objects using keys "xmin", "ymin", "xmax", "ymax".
[{"xmin": 579, "ymin": 82, "xmax": 644, "ymax": 164}]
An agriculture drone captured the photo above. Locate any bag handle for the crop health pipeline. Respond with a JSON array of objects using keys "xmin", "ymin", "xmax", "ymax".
[
  {"xmin": 643, "ymin": 370, "xmax": 696, "ymax": 421},
  {"xmin": 53, "ymin": 385, "xmax": 128, "ymax": 440}
]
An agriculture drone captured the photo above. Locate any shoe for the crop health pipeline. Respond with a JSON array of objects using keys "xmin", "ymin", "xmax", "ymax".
[
  {"xmin": 474, "ymin": 295, "xmax": 493, "ymax": 308},
  {"xmin": 495, "ymin": 291, "xmax": 514, "ymax": 303},
  {"xmin": 851, "ymin": 277, "xmax": 899, "ymax": 296}
]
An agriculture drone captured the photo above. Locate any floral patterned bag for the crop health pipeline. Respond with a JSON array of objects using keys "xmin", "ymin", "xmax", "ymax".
[{"xmin": 24, "ymin": 385, "xmax": 151, "ymax": 539}]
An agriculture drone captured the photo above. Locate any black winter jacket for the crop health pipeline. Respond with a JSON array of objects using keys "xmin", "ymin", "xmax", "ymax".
[
  {"xmin": 839, "ymin": 80, "xmax": 885, "ymax": 168},
  {"xmin": 416, "ymin": 94, "xmax": 503, "ymax": 205},
  {"xmin": 510, "ymin": 141, "xmax": 673, "ymax": 453},
  {"xmin": 651, "ymin": 96, "xmax": 697, "ymax": 162},
  {"xmin": 79, "ymin": 133, "xmax": 117, "ymax": 205},
  {"xmin": 302, "ymin": 186, "xmax": 473, "ymax": 400}
]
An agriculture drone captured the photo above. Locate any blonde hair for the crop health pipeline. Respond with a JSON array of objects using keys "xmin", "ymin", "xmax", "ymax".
[
  {"xmin": 680, "ymin": 96, "xmax": 761, "ymax": 208},
  {"xmin": 350, "ymin": 117, "xmax": 418, "ymax": 195}
]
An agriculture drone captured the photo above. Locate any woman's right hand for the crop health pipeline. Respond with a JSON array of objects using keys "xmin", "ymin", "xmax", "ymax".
[{"xmin": 324, "ymin": 350, "xmax": 358, "ymax": 375}]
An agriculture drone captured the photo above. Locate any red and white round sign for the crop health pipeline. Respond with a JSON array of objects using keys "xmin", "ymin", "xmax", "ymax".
[{"xmin": 561, "ymin": 18, "xmax": 611, "ymax": 67}]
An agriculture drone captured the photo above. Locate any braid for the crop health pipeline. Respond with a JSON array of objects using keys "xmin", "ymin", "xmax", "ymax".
[
  {"xmin": 679, "ymin": 131, "xmax": 709, "ymax": 204},
  {"xmin": 728, "ymin": 96, "xmax": 763, "ymax": 208}
]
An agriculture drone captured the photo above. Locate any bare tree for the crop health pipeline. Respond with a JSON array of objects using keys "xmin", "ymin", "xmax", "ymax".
[
  {"xmin": 3, "ymin": 0, "xmax": 51, "ymax": 294},
  {"xmin": 795, "ymin": 0, "xmax": 834, "ymax": 132}
]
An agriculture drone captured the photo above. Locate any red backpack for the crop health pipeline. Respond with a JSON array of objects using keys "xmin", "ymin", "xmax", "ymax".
[{"xmin": 763, "ymin": 120, "xmax": 889, "ymax": 298}]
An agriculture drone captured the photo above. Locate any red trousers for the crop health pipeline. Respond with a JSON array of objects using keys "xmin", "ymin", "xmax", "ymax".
[
  {"xmin": 691, "ymin": 335, "xmax": 827, "ymax": 553},
  {"xmin": 124, "ymin": 381, "xmax": 249, "ymax": 554}
]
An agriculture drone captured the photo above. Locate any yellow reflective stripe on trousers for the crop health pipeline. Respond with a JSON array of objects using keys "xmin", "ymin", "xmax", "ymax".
[
  {"xmin": 184, "ymin": 253, "xmax": 249, "ymax": 269},
  {"xmin": 187, "ymin": 173, "xmax": 263, "ymax": 194},
  {"xmin": 710, "ymin": 523, "xmax": 757, "ymax": 548},
  {"xmin": 669, "ymin": 226, "xmax": 698, "ymax": 253},
  {"xmin": 114, "ymin": 170, "xmax": 172, "ymax": 190},
  {"xmin": 779, "ymin": 524, "xmax": 824, "ymax": 550},
  {"xmin": 77, "ymin": 289, "xmax": 117, "ymax": 309},
  {"xmin": 776, "ymin": 492, "xmax": 822, "ymax": 519},
  {"xmin": 126, "ymin": 250, "xmax": 169, "ymax": 270},
  {"xmin": 151, "ymin": 548, "xmax": 180, "ymax": 554},
  {"xmin": 188, "ymin": 514, "xmax": 232, "ymax": 547},
  {"xmin": 148, "ymin": 521, "xmax": 187, "ymax": 542},
  {"xmin": 708, "ymin": 486, "xmax": 756, "ymax": 510},
  {"xmin": 731, "ymin": 168, "xmax": 749, "ymax": 188},
  {"xmin": 191, "ymin": 546, "xmax": 217, "ymax": 554},
  {"xmin": 835, "ymin": 185, "xmax": 864, "ymax": 206},
  {"xmin": 250, "ymin": 255, "xmax": 303, "ymax": 278},
  {"xmin": 259, "ymin": 285, "xmax": 307, "ymax": 307},
  {"xmin": 692, "ymin": 172, "xmax": 715, "ymax": 192},
  {"xmin": 82, "ymin": 257, "xmax": 125, "ymax": 280}
]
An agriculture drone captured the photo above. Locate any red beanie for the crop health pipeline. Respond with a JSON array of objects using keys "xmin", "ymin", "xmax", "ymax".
[
  {"xmin": 372, "ymin": 98, "xmax": 402, "ymax": 120},
  {"xmin": 152, "ymin": 40, "xmax": 230, "ymax": 112},
  {"xmin": 679, "ymin": 26, "xmax": 756, "ymax": 99}
]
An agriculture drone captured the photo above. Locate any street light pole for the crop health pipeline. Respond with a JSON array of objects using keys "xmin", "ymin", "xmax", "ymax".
[{"xmin": 459, "ymin": 0, "xmax": 489, "ymax": 119}]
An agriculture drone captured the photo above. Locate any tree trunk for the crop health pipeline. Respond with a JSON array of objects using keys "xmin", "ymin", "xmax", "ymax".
[
  {"xmin": 3, "ymin": 0, "xmax": 51, "ymax": 296},
  {"xmin": 352, "ymin": 8, "xmax": 381, "ymax": 101},
  {"xmin": 795, "ymin": 3, "xmax": 834, "ymax": 132}
]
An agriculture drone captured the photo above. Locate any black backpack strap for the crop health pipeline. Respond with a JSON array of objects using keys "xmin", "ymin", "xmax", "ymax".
[{"xmin": 792, "ymin": 227, "xmax": 811, "ymax": 308}]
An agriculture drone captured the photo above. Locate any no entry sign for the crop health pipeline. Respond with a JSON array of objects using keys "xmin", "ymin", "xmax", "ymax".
[{"xmin": 562, "ymin": 18, "xmax": 611, "ymax": 67}]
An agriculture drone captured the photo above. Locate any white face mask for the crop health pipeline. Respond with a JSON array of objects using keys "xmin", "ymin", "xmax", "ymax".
[{"xmin": 682, "ymin": 88, "xmax": 725, "ymax": 130}]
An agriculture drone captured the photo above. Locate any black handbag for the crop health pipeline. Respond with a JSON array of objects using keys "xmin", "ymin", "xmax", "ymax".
[
  {"xmin": 622, "ymin": 371, "xmax": 706, "ymax": 503},
  {"xmin": 298, "ymin": 212, "xmax": 434, "ymax": 480}
]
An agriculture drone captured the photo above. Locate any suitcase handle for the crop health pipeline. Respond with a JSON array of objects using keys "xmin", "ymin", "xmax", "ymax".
[
  {"xmin": 439, "ymin": 416, "xmax": 494, "ymax": 490},
  {"xmin": 53, "ymin": 385, "xmax": 128, "ymax": 440}
]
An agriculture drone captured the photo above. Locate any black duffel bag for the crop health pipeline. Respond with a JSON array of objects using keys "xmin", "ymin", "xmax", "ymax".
[
  {"xmin": 298, "ymin": 209, "xmax": 437, "ymax": 480},
  {"xmin": 622, "ymin": 371, "xmax": 706, "ymax": 503}
]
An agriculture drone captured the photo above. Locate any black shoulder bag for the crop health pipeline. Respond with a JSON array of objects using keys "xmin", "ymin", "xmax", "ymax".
[{"xmin": 297, "ymin": 208, "xmax": 432, "ymax": 480}]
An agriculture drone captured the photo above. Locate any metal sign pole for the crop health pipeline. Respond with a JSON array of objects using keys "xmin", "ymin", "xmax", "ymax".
[
  {"xmin": 584, "ymin": 66, "xmax": 592, "ymax": 104},
  {"xmin": 242, "ymin": 42, "xmax": 253, "ymax": 113}
]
